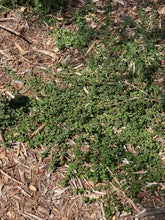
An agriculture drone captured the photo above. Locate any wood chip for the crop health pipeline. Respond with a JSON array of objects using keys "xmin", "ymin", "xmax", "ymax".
[
  {"xmin": 29, "ymin": 184, "xmax": 37, "ymax": 192},
  {"xmin": 36, "ymin": 49, "xmax": 58, "ymax": 59},
  {"xmin": 0, "ymin": 131, "xmax": 4, "ymax": 142},
  {"xmin": 0, "ymin": 169, "xmax": 24, "ymax": 185},
  {"xmin": 37, "ymin": 206, "xmax": 50, "ymax": 215},
  {"xmin": 30, "ymin": 122, "xmax": 46, "ymax": 139},
  {"xmin": 15, "ymin": 42, "xmax": 26, "ymax": 54},
  {"xmin": 0, "ymin": 49, "xmax": 12, "ymax": 59}
]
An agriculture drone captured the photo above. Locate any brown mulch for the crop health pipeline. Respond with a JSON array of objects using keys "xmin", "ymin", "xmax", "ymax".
[
  {"xmin": 0, "ymin": 0, "xmax": 165, "ymax": 219},
  {"xmin": 0, "ymin": 143, "xmax": 106, "ymax": 220}
]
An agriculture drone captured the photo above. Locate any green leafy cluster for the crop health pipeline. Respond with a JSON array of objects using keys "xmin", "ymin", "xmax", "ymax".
[
  {"xmin": 51, "ymin": 28, "xmax": 79, "ymax": 50},
  {"xmin": 0, "ymin": 0, "xmax": 68, "ymax": 14},
  {"xmin": 51, "ymin": 7, "xmax": 99, "ymax": 50}
]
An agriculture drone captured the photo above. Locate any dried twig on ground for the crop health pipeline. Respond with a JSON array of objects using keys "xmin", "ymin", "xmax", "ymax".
[
  {"xmin": 0, "ymin": 49, "xmax": 12, "ymax": 59},
  {"xmin": 0, "ymin": 18, "xmax": 16, "ymax": 22},
  {"xmin": 121, "ymin": 80, "xmax": 148, "ymax": 95},
  {"xmin": 134, "ymin": 207, "xmax": 165, "ymax": 219},
  {"xmin": 20, "ymin": 211, "xmax": 45, "ymax": 220},
  {"xmin": 0, "ymin": 131, "xmax": 4, "ymax": 142},
  {"xmin": 30, "ymin": 122, "xmax": 46, "ymax": 139},
  {"xmin": 0, "ymin": 169, "xmax": 24, "ymax": 185},
  {"xmin": 106, "ymin": 166, "xmax": 141, "ymax": 213},
  {"xmin": 0, "ymin": 24, "xmax": 20, "ymax": 35}
]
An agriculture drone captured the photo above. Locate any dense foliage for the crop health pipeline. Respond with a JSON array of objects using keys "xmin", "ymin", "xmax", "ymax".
[{"xmin": 0, "ymin": 0, "xmax": 165, "ymax": 218}]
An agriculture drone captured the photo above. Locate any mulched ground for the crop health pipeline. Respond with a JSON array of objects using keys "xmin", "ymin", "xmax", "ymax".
[{"xmin": 0, "ymin": 0, "xmax": 165, "ymax": 219}]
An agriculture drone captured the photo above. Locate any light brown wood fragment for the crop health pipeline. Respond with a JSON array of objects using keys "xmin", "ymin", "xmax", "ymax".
[
  {"xmin": 30, "ymin": 122, "xmax": 46, "ymax": 139},
  {"xmin": 16, "ymin": 142, "xmax": 21, "ymax": 157},
  {"xmin": 0, "ymin": 131, "xmax": 4, "ymax": 142},
  {"xmin": 15, "ymin": 42, "xmax": 26, "ymax": 54},
  {"xmin": 0, "ymin": 169, "xmax": 24, "ymax": 185},
  {"xmin": 0, "ymin": 24, "xmax": 20, "ymax": 35},
  {"xmin": 18, "ymin": 167, "xmax": 25, "ymax": 182},
  {"xmin": 0, "ymin": 49, "xmax": 12, "ymax": 59},
  {"xmin": 37, "ymin": 205, "xmax": 50, "ymax": 215},
  {"xmin": 29, "ymin": 184, "xmax": 37, "ymax": 192}
]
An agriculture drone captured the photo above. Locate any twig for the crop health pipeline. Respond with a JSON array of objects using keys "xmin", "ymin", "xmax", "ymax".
[
  {"xmin": 70, "ymin": 177, "xmax": 83, "ymax": 201},
  {"xmin": 0, "ymin": 169, "xmax": 24, "ymax": 185},
  {"xmin": 0, "ymin": 131, "xmax": 4, "ymax": 142},
  {"xmin": 21, "ymin": 142, "xmax": 28, "ymax": 158},
  {"xmin": 134, "ymin": 207, "xmax": 165, "ymax": 218},
  {"xmin": 53, "ymin": 194, "xmax": 77, "ymax": 200},
  {"xmin": 106, "ymin": 167, "xmax": 141, "ymax": 213},
  {"xmin": 0, "ymin": 24, "xmax": 20, "ymax": 36},
  {"xmin": 0, "ymin": 18, "xmax": 16, "ymax": 22},
  {"xmin": 6, "ymin": 91, "xmax": 15, "ymax": 99},
  {"xmin": 70, "ymin": 177, "xmax": 78, "ymax": 189},
  {"xmin": 93, "ymin": 190, "xmax": 106, "ymax": 195},
  {"xmin": 20, "ymin": 55, "xmax": 33, "ymax": 63},
  {"xmin": 9, "ymin": 188, "xmax": 21, "ymax": 198},
  {"xmin": 83, "ymin": 86, "xmax": 89, "ymax": 94},
  {"xmin": 16, "ymin": 186, "xmax": 31, "ymax": 197},
  {"xmin": 143, "ymin": 97, "xmax": 159, "ymax": 102},
  {"xmin": 112, "ymin": 0, "xmax": 125, "ymax": 5},
  {"xmin": 16, "ymin": 69, "xmax": 32, "ymax": 75},
  {"xmin": 16, "ymin": 142, "xmax": 21, "ymax": 157},
  {"xmin": 110, "ymin": 181, "xmax": 140, "ymax": 212},
  {"xmin": 77, "ymin": 177, "xmax": 84, "ymax": 189},
  {"xmin": 13, "ymin": 158, "xmax": 30, "ymax": 169},
  {"xmin": 106, "ymin": 166, "xmax": 121, "ymax": 187},
  {"xmin": 30, "ymin": 122, "xmax": 46, "ymax": 139},
  {"xmin": 35, "ymin": 49, "xmax": 58, "ymax": 59},
  {"xmin": 0, "ymin": 184, "xmax": 7, "ymax": 202},
  {"xmin": 82, "ymin": 176, "xmax": 95, "ymax": 191},
  {"xmin": 74, "ymin": 64, "xmax": 84, "ymax": 70},
  {"xmin": 128, "ymin": 97, "xmax": 159, "ymax": 103},
  {"xmin": 111, "ymin": 96, "xmax": 160, "ymax": 106},
  {"xmin": 0, "ymin": 23, "xmax": 32, "ymax": 44},
  {"xmin": 100, "ymin": 203, "xmax": 107, "ymax": 220},
  {"xmin": 121, "ymin": 80, "xmax": 148, "ymax": 95},
  {"xmin": 146, "ymin": 208, "xmax": 165, "ymax": 216},
  {"xmin": 20, "ymin": 211, "xmax": 45, "ymax": 220},
  {"xmin": 85, "ymin": 40, "xmax": 98, "ymax": 56},
  {"xmin": 0, "ymin": 6, "xmax": 21, "ymax": 20},
  {"xmin": 0, "ymin": 49, "xmax": 12, "ymax": 59}
]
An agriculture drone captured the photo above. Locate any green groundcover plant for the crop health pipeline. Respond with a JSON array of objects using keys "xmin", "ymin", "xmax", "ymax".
[
  {"xmin": 0, "ymin": 1, "xmax": 165, "ymax": 219},
  {"xmin": 0, "ymin": 0, "xmax": 68, "ymax": 14}
]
